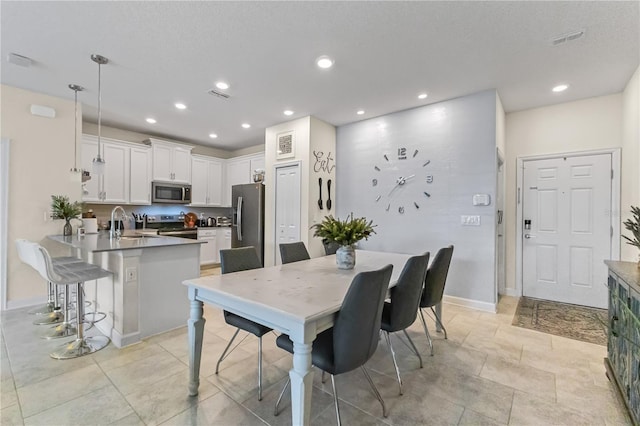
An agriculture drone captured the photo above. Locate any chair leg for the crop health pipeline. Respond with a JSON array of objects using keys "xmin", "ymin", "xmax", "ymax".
[
  {"xmin": 402, "ymin": 329, "xmax": 423, "ymax": 368},
  {"xmin": 430, "ymin": 306, "xmax": 448, "ymax": 339},
  {"xmin": 33, "ymin": 283, "xmax": 63, "ymax": 325},
  {"xmin": 383, "ymin": 331, "xmax": 403, "ymax": 395},
  {"xmin": 322, "ymin": 370, "xmax": 327, "ymax": 383},
  {"xmin": 330, "ymin": 374, "xmax": 342, "ymax": 426},
  {"xmin": 216, "ymin": 328, "xmax": 240, "ymax": 374},
  {"xmin": 361, "ymin": 366, "xmax": 387, "ymax": 418},
  {"xmin": 274, "ymin": 377, "xmax": 290, "ymax": 416},
  {"xmin": 42, "ymin": 284, "xmax": 76, "ymax": 339},
  {"xmin": 258, "ymin": 336, "xmax": 263, "ymax": 401},
  {"xmin": 419, "ymin": 309, "xmax": 434, "ymax": 356}
]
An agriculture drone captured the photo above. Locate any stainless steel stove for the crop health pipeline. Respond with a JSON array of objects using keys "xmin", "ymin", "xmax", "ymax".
[{"xmin": 145, "ymin": 214, "xmax": 197, "ymax": 239}]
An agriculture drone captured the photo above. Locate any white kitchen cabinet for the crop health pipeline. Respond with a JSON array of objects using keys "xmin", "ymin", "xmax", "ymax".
[
  {"xmin": 198, "ymin": 228, "xmax": 218, "ymax": 265},
  {"xmin": 147, "ymin": 138, "xmax": 193, "ymax": 183},
  {"xmin": 223, "ymin": 153, "xmax": 264, "ymax": 206},
  {"xmin": 81, "ymin": 136, "xmax": 129, "ymax": 204},
  {"xmin": 129, "ymin": 146, "xmax": 152, "ymax": 204},
  {"xmin": 191, "ymin": 155, "xmax": 223, "ymax": 206},
  {"xmin": 217, "ymin": 228, "xmax": 232, "ymax": 256}
]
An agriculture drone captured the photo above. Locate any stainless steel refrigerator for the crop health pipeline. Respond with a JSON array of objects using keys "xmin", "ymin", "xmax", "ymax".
[{"xmin": 231, "ymin": 183, "xmax": 265, "ymax": 265}]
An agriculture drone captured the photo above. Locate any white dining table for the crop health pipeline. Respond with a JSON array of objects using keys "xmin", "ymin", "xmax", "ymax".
[{"xmin": 183, "ymin": 250, "xmax": 423, "ymax": 425}]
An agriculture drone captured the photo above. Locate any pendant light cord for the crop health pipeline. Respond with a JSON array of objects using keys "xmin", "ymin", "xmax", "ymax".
[
  {"xmin": 73, "ymin": 88, "xmax": 78, "ymax": 170},
  {"xmin": 97, "ymin": 60, "xmax": 102, "ymax": 156}
]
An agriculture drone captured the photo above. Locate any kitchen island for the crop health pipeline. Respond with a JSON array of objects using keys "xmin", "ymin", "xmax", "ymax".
[{"xmin": 48, "ymin": 232, "xmax": 203, "ymax": 347}]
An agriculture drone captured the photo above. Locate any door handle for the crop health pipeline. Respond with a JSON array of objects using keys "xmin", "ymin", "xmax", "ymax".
[
  {"xmin": 237, "ymin": 196, "xmax": 243, "ymax": 241},
  {"xmin": 524, "ymin": 234, "xmax": 536, "ymax": 239}
]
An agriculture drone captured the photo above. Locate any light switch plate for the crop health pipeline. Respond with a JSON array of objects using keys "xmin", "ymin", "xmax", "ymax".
[{"xmin": 461, "ymin": 215, "xmax": 481, "ymax": 226}]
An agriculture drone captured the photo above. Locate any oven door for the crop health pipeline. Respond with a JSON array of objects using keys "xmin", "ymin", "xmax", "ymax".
[{"xmin": 152, "ymin": 182, "xmax": 191, "ymax": 204}]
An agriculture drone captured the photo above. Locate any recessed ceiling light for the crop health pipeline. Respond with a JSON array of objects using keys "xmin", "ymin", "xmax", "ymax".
[
  {"xmin": 283, "ymin": 110, "xmax": 294, "ymax": 116},
  {"xmin": 209, "ymin": 133, "xmax": 218, "ymax": 139},
  {"xmin": 316, "ymin": 55, "xmax": 334, "ymax": 69},
  {"xmin": 357, "ymin": 110, "xmax": 365, "ymax": 115},
  {"xmin": 418, "ymin": 93, "xmax": 428, "ymax": 99},
  {"xmin": 552, "ymin": 84, "xmax": 569, "ymax": 92},
  {"xmin": 174, "ymin": 103, "xmax": 187, "ymax": 110},
  {"xmin": 215, "ymin": 81, "xmax": 230, "ymax": 90},
  {"xmin": 146, "ymin": 118, "xmax": 157, "ymax": 124},
  {"xmin": 242, "ymin": 123, "xmax": 251, "ymax": 129}
]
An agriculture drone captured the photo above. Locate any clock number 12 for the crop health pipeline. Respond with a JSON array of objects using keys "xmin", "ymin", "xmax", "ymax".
[{"xmin": 397, "ymin": 147, "xmax": 407, "ymax": 160}]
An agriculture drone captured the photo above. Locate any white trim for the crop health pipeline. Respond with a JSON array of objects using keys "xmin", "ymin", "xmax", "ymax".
[
  {"xmin": 502, "ymin": 288, "xmax": 520, "ymax": 298},
  {"xmin": 6, "ymin": 295, "xmax": 47, "ymax": 311},
  {"xmin": 0, "ymin": 138, "xmax": 9, "ymax": 311},
  {"xmin": 515, "ymin": 148, "xmax": 622, "ymax": 299},
  {"xmin": 443, "ymin": 294, "xmax": 497, "ymax": 313}
]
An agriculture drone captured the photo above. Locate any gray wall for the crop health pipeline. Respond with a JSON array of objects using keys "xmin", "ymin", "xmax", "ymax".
[{"xmin": 336, "ymin": 90, "xmax": 498, "ymax": 307}]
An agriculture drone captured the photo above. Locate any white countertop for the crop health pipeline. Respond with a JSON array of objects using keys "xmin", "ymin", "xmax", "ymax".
[{"xmin": 48, "ymin": 231, "xmax": 204, "ymax": 253}]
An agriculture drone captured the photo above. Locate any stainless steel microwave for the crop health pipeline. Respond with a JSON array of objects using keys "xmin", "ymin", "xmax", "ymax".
[{"xmin": 151, "ymin": 181, "xmax": 191, "ymax": 204}]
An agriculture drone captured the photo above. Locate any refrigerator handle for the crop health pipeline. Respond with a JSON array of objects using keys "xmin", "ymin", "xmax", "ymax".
[{"xmin": 237, "ymin": 196, "xmax": 243, "ymax": 241}]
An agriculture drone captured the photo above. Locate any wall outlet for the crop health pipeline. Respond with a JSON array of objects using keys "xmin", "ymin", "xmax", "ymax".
[
  {"xmin": 461, "ymin": 215, "xmax": 481, "ymax": 226},
  {"xmin": 125, "ymin": 267, "xmax": 138, "ymax": 282}
]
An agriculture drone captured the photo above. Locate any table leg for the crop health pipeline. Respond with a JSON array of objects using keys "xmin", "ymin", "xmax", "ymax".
[
  {"xmin": 188, "ymin": 297, "xmax": 205, "ymax": 396},
  {"xmin": 290, "ymin": 340, "xmax": 314, "ymax": 426}
]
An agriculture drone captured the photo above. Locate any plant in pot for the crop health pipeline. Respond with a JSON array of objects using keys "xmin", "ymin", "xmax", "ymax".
[
  {"xmin": 622, "ymin": 205, "xmax": 640, "ymax": 268},
  {"xmin": 311, "ymin": 213, "xmax": 376, "ymax": 269},
  {"xmin": 51, "ymin": 195, "xmax": 83, "ymax": 236}
]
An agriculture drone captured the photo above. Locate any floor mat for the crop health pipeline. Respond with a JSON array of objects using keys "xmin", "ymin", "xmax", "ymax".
[{"xmin": 512, "ymin": 296, "xmax": 608, "ymax": 346}]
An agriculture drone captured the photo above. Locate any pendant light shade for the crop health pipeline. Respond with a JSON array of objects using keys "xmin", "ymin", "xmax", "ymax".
[
  {"xmin": 91, "ymin": 54, "xmax": 108, "ymax": 175},
  {"xmin": 69, "ymin": 84, "xmax": 84, "ymax": 182}
]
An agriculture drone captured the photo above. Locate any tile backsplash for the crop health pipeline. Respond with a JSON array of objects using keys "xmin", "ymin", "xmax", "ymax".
[{"xmin": 84, "ymin": 204, "xmax": 232, "ymax": 229}]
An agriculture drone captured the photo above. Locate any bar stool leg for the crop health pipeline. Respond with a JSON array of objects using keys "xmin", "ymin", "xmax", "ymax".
[
  {"xmin": 28, "ymin": 282, "xmax": 56, "ymax": 315},
  {"xmin": 50, "ymin": 282, "xmax": 110, "ymax": 360},
  {"xmin": 41, "ymin": 284, "xmax": 76, "ymax": 339},
  {"xmin": 33, "ymin": 283, "xmax": 63, "ymax": 325}
]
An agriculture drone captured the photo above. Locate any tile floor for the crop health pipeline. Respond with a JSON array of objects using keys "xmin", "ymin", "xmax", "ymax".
[{"xmin": 0, "ymin": 268, "xmax": 632, "ymax": 426}]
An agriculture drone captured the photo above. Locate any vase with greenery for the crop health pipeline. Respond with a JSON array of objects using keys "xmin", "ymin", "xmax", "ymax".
[
  {"xmin": 311, "ymin": 213, "xmax": 376, "ymax": 269},
  {"xmin": 622, "ymin": 205, "xmax": 640, "ymax": 268},
  {"xmin": 51, "ymin": 195, "xmax": 83, "ymax": 236}
]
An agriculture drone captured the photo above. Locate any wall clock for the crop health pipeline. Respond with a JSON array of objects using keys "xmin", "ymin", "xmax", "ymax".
[{"xmin": 372, "ymin": 147, "xmax": 433, "ymax": 213}]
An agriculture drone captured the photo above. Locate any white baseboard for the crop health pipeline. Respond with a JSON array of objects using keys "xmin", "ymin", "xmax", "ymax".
[
  {"xmin": 5, "ymin": 296, "xmax": 47, "ymax": 311},
  {"xmin": 443, "ymin": 295, "xmax": 497, "ymax": 313},
  {"xmin": 501, "ymin": 288, "xmax": 520, "ymax": 297},
  {"xmin": 108, "ymin": 325, "xmax": 141, "ymax": 348}
]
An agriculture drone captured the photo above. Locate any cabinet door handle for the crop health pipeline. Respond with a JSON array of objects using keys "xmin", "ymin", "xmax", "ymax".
[{"xmin": 611, "ymin": 315, "xmax": 618, "ymax": 337}]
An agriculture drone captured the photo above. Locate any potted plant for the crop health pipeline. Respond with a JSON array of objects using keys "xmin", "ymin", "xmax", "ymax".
[
  {"xmin": 622, "ymin": 205, "xmax": 640, "ymax": 268},
  {"xmin": 311, "ymin": 213, "xmax": 376, "ymax": 269},
  {"xmin": 51, "ymin": 195, "xmax": 83, "ymax": 236}
]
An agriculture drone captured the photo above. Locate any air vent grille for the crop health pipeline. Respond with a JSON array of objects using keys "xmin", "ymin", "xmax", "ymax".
[
  {"xmin": 552, "ymin": 30, "xmax": 585, "ymax": 46},
  {"xmin": 207, "ymin": 89, "xmax": 230, "ymax": 99}
]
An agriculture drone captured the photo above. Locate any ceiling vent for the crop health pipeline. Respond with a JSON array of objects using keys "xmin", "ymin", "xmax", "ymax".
[
  {"xmin": 207, "ymin": 89, "xmax": 230, "ymax": 99},
  {"xmin": 552, "ymin": 29, "xmax": 585, "ymax": 46}
]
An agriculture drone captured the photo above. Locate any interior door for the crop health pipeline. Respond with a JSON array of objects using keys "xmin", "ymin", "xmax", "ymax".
[
  {"xmin": 275, "ymin": 164, "xmax": 301, "ymax": 264},
  {"xmin": 522, "ymin": 153, "xmax": 612, "ymax": 308}
]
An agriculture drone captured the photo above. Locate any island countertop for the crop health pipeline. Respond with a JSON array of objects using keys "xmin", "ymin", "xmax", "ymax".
[{"xmin": 48, "ymin": 231, "xmax": 204, "ymax": 253}]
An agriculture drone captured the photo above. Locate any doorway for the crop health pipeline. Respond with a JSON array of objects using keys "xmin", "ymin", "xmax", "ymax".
[
  {"xmin": 274, "ymin": 163, "xmax": 301, "ymax": 265},
  {"xmin": 516, "ymin": 149, "xmax": 620, "ymax": 309}
]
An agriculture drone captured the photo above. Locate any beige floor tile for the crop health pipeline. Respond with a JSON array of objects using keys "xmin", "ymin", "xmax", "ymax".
[
  {"xmin": 23, "ymin": 385, "xmax": 133, "ymax": 425},
  {"xmin": 124, "ymin": 370, "xmax": 221, "ymax": 426},
  {"xmin": 551, "ymin": 334, "xmax": 607, "ymax": 359},
  {"xmin": 1, "ymin": 378, "xmax": 18, "ymax": 409},
  {"xmin": 509, "ymin": 390, "xmax": 601, "ymax": 426},
  {"xmin": 463, "ymin": 329, "xmax": 523, "ymax": 363},
  {"xmin": 520, "ymin": 344, "xmax": 593, "ymax": 377},
  {"xmin": 109, "ymin": 412, "xmax": 146, "ymax": 426},
  {"xmin": 105, "ymin": 351, "xmax": 186, "ymax": 396},
  {"xmin": 160, "ymin": 391, "xmax": 266, "ymax": 425},
  {"xmin": 93, "ymin": 341, "xmax": 166, "ymax": 372},
  {"xmin": 311, "ymin": 400, "xmax": 390, "ymax": 426},
  {"xmin": 458, "ymin": 408, "xmax": 507, "ymax": 426},
  {"xmin": 479, "ymin": 355, "xmax": 555, "ymax": 402},
  {"xmin": 178, "ymin": 336, "xmax": 255, "ymax": 377},
  {"xmin": 494, "ymin": 324, "xmax": 552, "ymax": 348},
  {"xmin": 17, "ymin": 363, "xmax": 111, "ymax": 417},
  {"xmin": 0, "ymin": 402, "xmax": 23, "ymax": 426}
]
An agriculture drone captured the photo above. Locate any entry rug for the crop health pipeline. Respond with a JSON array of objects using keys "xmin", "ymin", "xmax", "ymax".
[{"xmin": 512, "ymin": 297, "xmax": 608, "ymax": 346}]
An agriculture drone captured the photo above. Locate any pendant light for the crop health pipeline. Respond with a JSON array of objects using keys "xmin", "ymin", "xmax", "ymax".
[
  {"xmin": 69, "ymin": 83, "xmax": 84, "ymax": 182},
  {"xmin": 91, "ymin": 54, "xmax": 108, "ymax": 175}
]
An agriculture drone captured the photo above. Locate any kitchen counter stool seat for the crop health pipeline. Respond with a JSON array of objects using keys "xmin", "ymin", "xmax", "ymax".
[{"xmin": 28, "ymin": 242, "xmax": 112, "ymax": 359}]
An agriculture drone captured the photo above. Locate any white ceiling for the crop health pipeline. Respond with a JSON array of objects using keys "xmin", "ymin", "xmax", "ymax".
[{"xmin": 2, "ymin": 1, "xmax": 638, "ymax": 150}]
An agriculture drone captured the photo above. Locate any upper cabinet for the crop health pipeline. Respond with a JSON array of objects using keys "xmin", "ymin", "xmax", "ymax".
[
  {"xmin": 146, "ymin": 138, "xmax": 192, "ymax": 183},
  {"xmin": 223, "ymin": 153, "xmax": 265, "ymax": 206},
  {"xmin": 129, "ymin": 146, "xmax": 152, "ymax": 205},
  {"xmin": 81, "ymin": 135, "xmax": 131, "ymax": 204},
  {"xmin": 191, "ymin": 155, "xmax": 223, "ymax": 206}
]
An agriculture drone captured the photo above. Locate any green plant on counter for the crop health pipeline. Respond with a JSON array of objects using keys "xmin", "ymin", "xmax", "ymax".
[
  {"xmin": 622, "ymin": 205, "xmax": 640, "ymax": 251},
  {"xmin": 50, "ymin": 195, "xmax": 82, "ymax": 221},
  {"xmin": 311, "ymin": 213, "xmax": 376, "ymax": 246}
]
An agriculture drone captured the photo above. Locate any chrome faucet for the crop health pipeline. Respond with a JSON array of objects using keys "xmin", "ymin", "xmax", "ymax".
[{"xmin": 110, "ymin": 206, "xmax": 127, "ymax": 239}]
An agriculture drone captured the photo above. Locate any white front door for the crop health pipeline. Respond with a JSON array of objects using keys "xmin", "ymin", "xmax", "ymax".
[
  {"xmin": 274, "ymin": 164, "xmax": 301, "ymax": 264},
  {"xmin": 522, "ymin": 153, "xmax": 612, "ymax": 308}
]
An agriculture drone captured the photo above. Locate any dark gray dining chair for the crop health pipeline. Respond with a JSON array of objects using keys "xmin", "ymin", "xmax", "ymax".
[
  {"xmin": 419, "ymin": 245, "xmax": 454, "ymax": 355},
  {"xmin": 274, "ymin": 264, "xmax": 394, "ymax": 424},
  {"xmin": 380, "ymin": 252, "xmax": 430, "ymax": 395},
  {"xmin": 217, "ymin": 246, "xmax": 271, "ymax": 400},
  {"xmin": 279, "ymin": 241, "xmax": 310, "ymax": 264},
  {"xmin": 322, "ymin": 239, "xmax": 340, "ymax": 256}
]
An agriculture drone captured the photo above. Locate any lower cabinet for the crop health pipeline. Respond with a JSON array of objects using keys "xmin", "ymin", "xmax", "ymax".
[
  {"xmin": 198, "ymin": 229, "xmax": 217, "ymax": 265},
  {"xmin": 217, "ymin": 228, "xmax": 232, "ymax": 256},
  {"xmin": 605, "ymin": 262, "xmax": 640, "ymax": 426}
]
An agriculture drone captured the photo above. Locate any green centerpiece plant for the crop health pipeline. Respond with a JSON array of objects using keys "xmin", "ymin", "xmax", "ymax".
[
  {"xmin": 622, "ymin": 205, "xmax": 640, "ymax": 268},
  {"xmin": 51, "ymin": 195, "xmax": 83, "ymax": 236},
  {"xmin": 311, "ymin": 213, "xmax": 376, "ymax": 269}
]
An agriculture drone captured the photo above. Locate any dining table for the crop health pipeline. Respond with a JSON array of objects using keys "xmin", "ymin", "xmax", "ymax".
[{"xmin": 183, "ymin": 250, "xmax": 439, "ymax": 425}]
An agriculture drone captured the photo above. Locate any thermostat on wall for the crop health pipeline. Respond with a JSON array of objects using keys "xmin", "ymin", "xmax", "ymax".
[{"xmin": 472, "ymin": 194, "xmax": 491, "ymax": 206}]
